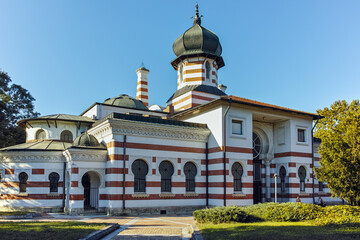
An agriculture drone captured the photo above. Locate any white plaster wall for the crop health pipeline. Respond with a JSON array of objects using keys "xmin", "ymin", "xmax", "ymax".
[{"xmin": 26, "ymin": 121, "xmax": 88, "ymax": 141}]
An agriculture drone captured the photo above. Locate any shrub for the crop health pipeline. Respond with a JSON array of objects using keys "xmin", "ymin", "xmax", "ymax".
[
  {"xmin": 243, "ymin": 202, "xmax": 323, "ymax": 222},
  {"xmin": 193, "ymin": 206, "xmax": 249, "ymax": 224},
  {"xmin": 315, "ymin": 205, "xmax": 360, "ymax": 225}
]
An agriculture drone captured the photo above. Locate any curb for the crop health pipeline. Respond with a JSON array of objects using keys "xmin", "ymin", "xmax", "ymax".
[
  {"xmin": 79, "ymin": 223, "xmax": 120, "ymax": 240},
  {"xmin": 191, "ymin": 224, "xmax": 204, "ymax": 240},
  {"xmin": 1, "ymin": 212, "xmax": 42, "ymax": 219}
]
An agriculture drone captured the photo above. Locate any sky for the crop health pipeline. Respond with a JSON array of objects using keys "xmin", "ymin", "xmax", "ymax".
[{"xmin": 1, "ymin": 0, "xmax": 360, "ymax": 116}]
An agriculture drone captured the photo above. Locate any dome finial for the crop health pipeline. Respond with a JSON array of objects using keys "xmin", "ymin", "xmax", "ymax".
[{"xmin": 193, "ymin": 3, "xmax": 203, "ymax": 25}]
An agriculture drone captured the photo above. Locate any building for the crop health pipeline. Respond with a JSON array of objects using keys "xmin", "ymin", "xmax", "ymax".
[{"xmin": 0, "ymin": 5, "xmax": 336, "ymax": 214}]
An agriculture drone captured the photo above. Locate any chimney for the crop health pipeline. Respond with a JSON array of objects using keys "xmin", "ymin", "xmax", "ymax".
[
  {"xmin": 136, "ymin": 66, "xmax": 150, "ymax": 107},
  {"xmin": 218, "ymin": 84, "xmax": 227, "ymax": 93}
]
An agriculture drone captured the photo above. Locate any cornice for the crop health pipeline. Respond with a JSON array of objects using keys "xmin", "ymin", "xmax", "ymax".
[
  {"xmin": 89, "ymin": 118, "xmax": 210, "ymax": 142},
  {"xmin": 0, "ymin": 151, "xmax": 65, "ymax": 163},
  {"xmin": 63, "ymin": 148, "xmax": 107, "ymax": 162}
]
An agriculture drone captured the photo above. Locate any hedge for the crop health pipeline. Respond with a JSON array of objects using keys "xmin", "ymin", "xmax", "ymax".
[{"xmin": 193, "ymin": 203, "xmax": 360, "ymax": 225}]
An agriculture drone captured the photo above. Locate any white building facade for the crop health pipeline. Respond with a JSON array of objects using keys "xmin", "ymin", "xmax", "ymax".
[{"xmin": 0, "ymin": 5, "xmax": 337, "ymax": 214}]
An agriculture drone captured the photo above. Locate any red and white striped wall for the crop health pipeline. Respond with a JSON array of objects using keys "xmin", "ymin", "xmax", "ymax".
[
  {"xmin": 136, "ymin": 67, "xmax": 150, "ymax": 107},
  {"xmin": 177, "ymin": 57, "xmax": 218, "ymax": 89}
]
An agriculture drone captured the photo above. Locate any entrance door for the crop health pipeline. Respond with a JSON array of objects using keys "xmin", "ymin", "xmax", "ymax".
[
  {"xmin": 81, "ymin": 173, "xmax": 91, "ymax": 209},
  {"xmin": 253, "ymin": 133, "xmax": 262, "ymax": 204}
]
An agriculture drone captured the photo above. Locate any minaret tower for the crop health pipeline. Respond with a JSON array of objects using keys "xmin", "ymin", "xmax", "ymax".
[
  {"xmin": 136, "ymin": 66, "xmax": 150, "ymax": 107},
  {"xmin": 167, "ymin": 4, "xmax": 226, "ymax": 111}
]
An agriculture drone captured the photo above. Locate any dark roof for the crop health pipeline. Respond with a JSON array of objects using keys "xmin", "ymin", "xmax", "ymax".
[
  {"xmin": 18, "ymin": 114, "xmax": 94, "ymax": 127},
  {"xmin": 313, "ymin": 137, "xmax": 321, "ymax": 143},
  {"xmin": 171, "ymin": 8, "xmax": 224, "ymax": 70},
  {"xmin": 72, "ymin": 132, "xmax": 106, "ymax": 149},
  {"xmin": 167, "ymin": 84, "xmax": 226, "ymax": 103},
  {"xmin": 103, "ymin": 94, "xmax": 148, "ymax": 111},
  {"xmin": 0, "ymin": 140, "xmax": 72, "ymax": 152},
  {"xmin": 94, "ymin": 112, "xmax": 207, "ymax": 129}
]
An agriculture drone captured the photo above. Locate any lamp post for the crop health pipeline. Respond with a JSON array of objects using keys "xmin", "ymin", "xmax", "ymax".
[{"xmin": 274, "ymin": 173, "xmax": 278, "ymax": 203}]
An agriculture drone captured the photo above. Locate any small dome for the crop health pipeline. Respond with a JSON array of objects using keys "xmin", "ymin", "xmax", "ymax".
[
  {"xmin": 73, "ymin": 132, "xmax": 104, "ymax": 148},
  {"xmin": 103, "ymin": 94, "xmax": 148, "ymax": 110}
]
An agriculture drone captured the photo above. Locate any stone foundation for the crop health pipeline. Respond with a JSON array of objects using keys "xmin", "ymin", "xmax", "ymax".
[{"xmin": 107, "ymin": 205, "xmax": 205, "ymax": 216}]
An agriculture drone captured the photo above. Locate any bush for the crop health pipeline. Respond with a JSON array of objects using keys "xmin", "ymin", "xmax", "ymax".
[
  {"xmin": 315, "ymin": 205, "xmax": 360, "ymax": 225},
  {"xmin": 194, "ymin": 203, "xmax": 360, "ymax": 225},
  {"xmin": 193, "ymin": 206, "xmax": 249, "ymax": 224},
  {"xmin": 243, "ymin": 202, "xmax": 323, "ymax": 222}
]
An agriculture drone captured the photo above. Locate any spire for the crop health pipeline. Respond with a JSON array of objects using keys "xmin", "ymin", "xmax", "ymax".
[{"xmin": 193, "ymin": 3, "xmax": 203, "ymax": 25}]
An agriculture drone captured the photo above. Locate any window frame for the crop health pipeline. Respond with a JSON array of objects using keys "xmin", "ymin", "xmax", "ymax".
[
  {"xmin": 49, "ymin": 172, "xmax": 60, "ymax": 193},
  {"xmin": 232, "ymin": 162, "xmax": 244, "ymax": 192},
  {"xmin": 159, "ymin": 161, "xmax": 174, "ymax": 193},
  {"xmin": 230, "ymin": 117, "xmax": 246, "ymax": 138},
  {"xmin": 19, "ymin": 172, "xmax": 28, "ymax": 193},
  {"xmin": 205, "ymin": 60, "xmax": 211, "ymax": 80},
  {"xmin": 184, "ymin": 162, "xmax": 197, "ymax": 192},
  {"xmin": 131, "ymin": 159, "xmax": 149, "ymax": 193},
  {"xmin": 296, "ymin": 126, "xmax": 308, "ymax": 145},
  {"xmin": 60, "ymin": 130, "xmax": 73, "ymax": 142},
  {"xmin": 36, "ymin": 129, "xmax": 46, "ymax": 140},
  {"xmin": 279, "ymin": 166, "xmax": 286, "ymax": 192},
  {"xmin": 298, "ymin": 166, "xmax": 307, "ymax": 192}
]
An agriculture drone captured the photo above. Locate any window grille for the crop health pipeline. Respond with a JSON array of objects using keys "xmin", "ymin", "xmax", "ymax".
[
  {"xmin": 298, "ymin": 166, "xmax": 306, "ymax": 192},
  {"xmin": 184, "ymin": 162, "xmax": 197, "ymax": 192},
  {"xmin": 131, "ymin": 159, "xmax": 149, "ymax": 193},
  {"xmin": 19, "ymin": 172, "xmax": 28, "ymax": 193},
  {"xmin": 232, "ymin": 162, "xmax": 243, "ymax": 192},
  {"xmin": 159, "ymin": 161, "xmax": 174, "ymax": 192},
  {"xmin": 49, "ymin": 172, "xmax": 60, "ymax": 193},
  {"xmin": 279, "ymin": 166, "xmax": 286, "ymax": 192},
  {"xmin": 205, "ymin": 61, "xmax": 211, "ymax": 79},
  {"xmin": 253, "ymin": 133, "xmax": 262, "ymax": 159}
]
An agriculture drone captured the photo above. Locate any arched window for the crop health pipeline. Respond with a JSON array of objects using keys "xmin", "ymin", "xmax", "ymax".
[
  {"xmin": 205, "ymin": 61, "xmax": 211, "ymax": 80},
  {"xmin": 298, "ymin": 166, "xmax": 306, "ymax": 192},
  {"xmin": 279, "ymin": 166, "xmax": 286, "ymax": 192},
  {"xmin": 159, "ymin": 161, "xmax": 174, "ymax": 192},
  {"xmin": 184, "ymin": 162, "xmax": 197, "ymax": 192},
  {"xmin": 60, "ymin": 130, "xmax": 73, "ymax": 142},
  {"xmin": 179, "ymin": 64, "xmax": 184, "ymax": 83},
  {"xmin": 36, "ymin": 129, "xmax": 46, "ymax": 140},
  {"xmin": 19, "ymin": 172, "xmax": 28, "ymax": 193},
  {"xmin": 253, "ymin": 133, "xmax": 262, "ymax": 159},
  {"xmin": 131, "ymin": 159, "xmax": 149, "ymax": 193},
  {"xmin": 49, "ymin": 172, "xmax": 60, "ymax": 193},
  {"xmin": 232, "ymin": 162, "xmax": 243, "ymax": 192}
]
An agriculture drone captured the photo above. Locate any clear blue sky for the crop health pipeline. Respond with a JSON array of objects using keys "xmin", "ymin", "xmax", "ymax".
[{"xmin": 1, "ymin": 0, "xmax": 360, "ymax": 116}]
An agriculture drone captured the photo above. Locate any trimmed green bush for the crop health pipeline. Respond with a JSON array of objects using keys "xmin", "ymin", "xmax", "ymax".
[
  {"xmin": 315, "ymin": 205, "xmax": 360, "ymax": 225},
  {"xmin": 193, "ymin": 206, "xmax": 249, "ymax": 224},
  {"xmin": 243, "ymin": 202, "xmax": 323, "ymax": 222}
]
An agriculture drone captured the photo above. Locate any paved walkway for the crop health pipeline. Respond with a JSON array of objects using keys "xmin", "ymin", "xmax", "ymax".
[
  {"xmin": 2, "ymin": 213, "xmax": 197, "ymax": 239},
  {"xmin": 102, "ymin": 216, "xmax": 194, "ymax": 240}
]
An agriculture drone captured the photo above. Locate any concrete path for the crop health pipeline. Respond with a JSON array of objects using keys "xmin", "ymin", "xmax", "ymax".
[
  {"xmin": 1, "ymin": 213, "xmax": 197, "ymax": 239},
  {"xmin": 101, "ymin": 216, "xmax": 194, "ymax": 240}
]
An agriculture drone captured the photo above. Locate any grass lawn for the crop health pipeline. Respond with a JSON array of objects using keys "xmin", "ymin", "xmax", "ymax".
[
  {"xmin": 0, "ymin": 221, "xmax": 108, "ymax": 240},
  {"xmin": 198, "ymin": 221, "xmax": 360, "ymax": 240}
]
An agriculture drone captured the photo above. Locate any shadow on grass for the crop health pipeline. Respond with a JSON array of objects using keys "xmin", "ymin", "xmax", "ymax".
[
  {"xmin": 0, "ymin": 221, "xmax": 108, "ymax": 240},
  {"xmin": 200, "ymin": 222, "xmax": 360, "ymax": 240}
]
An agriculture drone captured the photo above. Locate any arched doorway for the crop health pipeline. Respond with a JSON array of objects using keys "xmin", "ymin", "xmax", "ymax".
[
  {"xmin": 81, "ymin": 171, "xmax": 100, "ymax": 210},
  {"xmin": 253, "ymin": 132, "xmax": 262, "ymax": 204}
]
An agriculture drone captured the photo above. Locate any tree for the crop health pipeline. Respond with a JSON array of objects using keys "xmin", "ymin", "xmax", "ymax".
[
  {"xmin": 314, "ymin": 100, "xmax": 360, "ymax": 206},
  {"xmin": 0, "ymin": 71, "xmax": 39, "ymax": 148}
]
